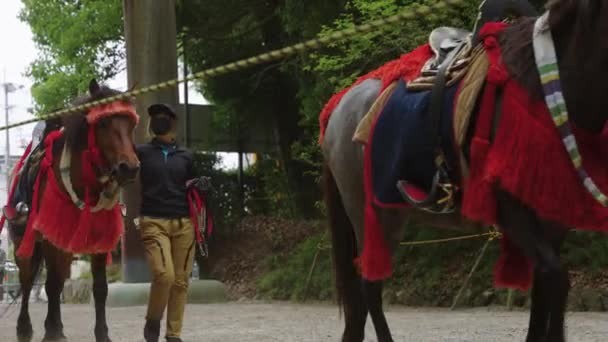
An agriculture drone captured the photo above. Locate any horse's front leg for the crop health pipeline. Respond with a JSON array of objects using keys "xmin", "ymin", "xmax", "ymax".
[
  {"xmin": 42, "ymin": 241, "xmax": 72, "ymax": 342},
  {"xmin": 91, "ymin": 253, "xmax": 112, "ymax": 342}
]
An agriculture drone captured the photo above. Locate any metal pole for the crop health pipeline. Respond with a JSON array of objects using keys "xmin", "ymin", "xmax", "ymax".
[
  {"xmin": 183, "ymin": 35, "xmax": 191, "ymax": 147},
  {"xmin": 4, "ymin": 84, "xmax": 9, "ymax": 196}
]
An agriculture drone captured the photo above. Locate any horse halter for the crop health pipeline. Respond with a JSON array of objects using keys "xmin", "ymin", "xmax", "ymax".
[
  {"xmin": 83, "ymin": 101, "xmax": 139, "ymax": 183},
  {"xmin": 533, "ymin": 12, "xmax": 608, "ymax": 207},
  {"xmin": 61, "ymin": 100, "xmax": 139, "ymax": 212}
]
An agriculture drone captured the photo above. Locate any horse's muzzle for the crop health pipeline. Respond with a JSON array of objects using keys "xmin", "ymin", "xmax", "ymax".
[{"xmin": 112, "ymin": 162, "xmax": 140, "ymax": 185}]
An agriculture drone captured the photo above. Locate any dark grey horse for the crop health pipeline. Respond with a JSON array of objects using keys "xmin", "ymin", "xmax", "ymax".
[{"xmin": 321, "ymin": 1, "xmax": 608, "ymax": 341}]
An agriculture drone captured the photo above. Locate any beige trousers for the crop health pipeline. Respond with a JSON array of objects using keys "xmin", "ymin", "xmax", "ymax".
[{"xmin": 139, "ymin": 216, "xmax": 195, "ymax": 338}]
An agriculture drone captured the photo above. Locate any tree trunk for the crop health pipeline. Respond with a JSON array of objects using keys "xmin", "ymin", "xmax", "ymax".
[{"xmin": 256, "ymin": 6, "xmax": 318, "ymax": 218}]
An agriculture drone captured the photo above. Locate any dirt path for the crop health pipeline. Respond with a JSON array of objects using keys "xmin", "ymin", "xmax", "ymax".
[{"xmin": 1, "ymin": 302, "xmax": 607, "ymax": 341}]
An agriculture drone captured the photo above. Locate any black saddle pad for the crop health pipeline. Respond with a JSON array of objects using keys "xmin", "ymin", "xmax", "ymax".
[{"xmin": 370, "ymin": 79, "xmax": 459, "ymax": 206}]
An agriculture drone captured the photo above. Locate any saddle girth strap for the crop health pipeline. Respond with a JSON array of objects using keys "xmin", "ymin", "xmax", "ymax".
[{"xmin": 397, "ymin": 41, "xmax": 467, "ymax": 213}]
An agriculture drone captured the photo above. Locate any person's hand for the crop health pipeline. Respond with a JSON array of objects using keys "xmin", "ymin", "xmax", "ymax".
[{"xmin": 187, "ymin": 176, "xmax": 213, "ymax": 193}]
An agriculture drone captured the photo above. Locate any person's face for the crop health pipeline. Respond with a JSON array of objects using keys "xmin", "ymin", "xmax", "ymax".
[{"xmin": 150, "ymin": 113, "xmax": 177, "ymax": 141}]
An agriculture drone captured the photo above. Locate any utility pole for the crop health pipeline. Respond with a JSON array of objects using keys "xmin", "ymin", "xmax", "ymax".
[
  {"xmin": 1, "ymin": 72, "xmax": 23, "ymax": 261},
  {"xmin": 4, "ymin": 84, "xmax": 9, "ymax": 196},
  {"xmin": 122, "ymin": 0, "xmax": 179, "ymax": 283},
  {"xmin": 2, "ymin": 80, "xmax": 22, "ymax": 196}
]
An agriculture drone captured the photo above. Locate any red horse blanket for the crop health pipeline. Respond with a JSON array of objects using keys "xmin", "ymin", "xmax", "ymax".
[
  {"xmin": 17, "ymin": 131, "xmax": 123, "ymax": 259},
  {"xmin": 320, "ymin": 22, "xmax": 608, "ymax": 291}
]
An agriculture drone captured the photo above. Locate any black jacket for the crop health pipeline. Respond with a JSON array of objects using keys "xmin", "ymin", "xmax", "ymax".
[{"xmin": 136, "ymin": 139, "xmax": 195, "ymax": 219}]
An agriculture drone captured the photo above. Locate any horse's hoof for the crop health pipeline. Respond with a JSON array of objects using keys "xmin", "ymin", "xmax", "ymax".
[
  {"xmin": 41, "ymin": 333, "xmax": 67, "ymax": 342},
  {"xmin": 17, "ymin": 334, "xmax": 33, "ymax": 342},
  {"xmin": 96, "ymin": 337, "xmax": 112, "ymax": 342}
]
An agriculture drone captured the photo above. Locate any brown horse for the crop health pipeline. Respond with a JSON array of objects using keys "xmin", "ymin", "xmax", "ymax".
[
  {"xmin": 7, "ymin": 80, "xmax": 140, "ymax": 342},
  {"xmin": 321, "ymin": 1, "xmax": 608, "ymax": 342}
]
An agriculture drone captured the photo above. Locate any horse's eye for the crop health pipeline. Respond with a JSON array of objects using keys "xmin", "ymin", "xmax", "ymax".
[{"xmin": 97, "ymin": 118, "xmax": 110, "ymax": 129}]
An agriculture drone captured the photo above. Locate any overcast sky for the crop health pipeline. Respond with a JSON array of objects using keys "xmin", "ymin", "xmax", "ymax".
[
  {"xmin": 0, "ymin": 0, "xmax": 210, "ymax": 157},
  {"xmin": 0, "ymin": 0, "xmax": 38, "ymax": 155}
]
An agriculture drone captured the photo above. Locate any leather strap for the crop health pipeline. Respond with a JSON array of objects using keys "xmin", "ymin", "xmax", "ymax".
[{"xmin": 428, "ymin": 42, "xmax": 466, "ymax": 167}]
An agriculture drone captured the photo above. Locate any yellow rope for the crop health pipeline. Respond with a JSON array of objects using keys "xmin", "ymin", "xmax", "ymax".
[
  {"xmin": 399, "ymin": 229, "xmax": 502, "ymax": 246},
  {"xmin": 316, "ymin": 228, "xmax": 501, "ymax": 250},
  {"xmin": 0, "ymin": 0, "xmax": 466, "ymax": 131}
]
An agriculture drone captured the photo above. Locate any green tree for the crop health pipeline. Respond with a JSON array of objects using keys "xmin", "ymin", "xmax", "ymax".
[{"xmin": 20, "ymin": 0, "xmax": 124, "ymax": 113}]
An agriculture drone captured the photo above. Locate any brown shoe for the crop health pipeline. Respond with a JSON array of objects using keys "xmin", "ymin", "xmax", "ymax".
[{"xmin": 143, "ymin": 320, "xmax": 160, "ymax": 342}]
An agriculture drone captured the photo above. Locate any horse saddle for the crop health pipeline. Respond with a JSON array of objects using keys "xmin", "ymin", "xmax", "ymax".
[
  {"xmin": 397, "ymin": 0, "xmax": 537, "ymax": 214},
  {"xmin": 424, "ymin": 27, "xmax": 471, "ymax": 73},
  {"xmin": 396, "ymin": 27, "xmax": 472, "ymax": 214},
  {"xmin": 3, "ymin": 121, "xmax": 60, "ymax": 229}
]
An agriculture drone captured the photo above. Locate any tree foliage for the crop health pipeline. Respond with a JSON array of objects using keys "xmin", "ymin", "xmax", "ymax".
[{"xmin": 20, "ymin": 0, "xmax": 124, "ymax": 113}]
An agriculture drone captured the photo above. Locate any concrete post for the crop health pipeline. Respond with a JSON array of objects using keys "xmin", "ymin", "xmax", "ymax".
[{"xmin": 121, "ymin": 0, "xmax": 179, "ymax": 283}]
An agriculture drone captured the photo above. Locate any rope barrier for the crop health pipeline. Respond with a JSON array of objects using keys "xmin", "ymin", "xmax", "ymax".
[
  {"xmin": 399, "ymin": 229, "xmax": 502, "ymax": 246},
  {"xmin": 316, "ymin": 228, "xmax": 501, "ymax": 251},
  {"xmin": 0, "ymin": 0, "xmax": 466, "ymax": 132}
]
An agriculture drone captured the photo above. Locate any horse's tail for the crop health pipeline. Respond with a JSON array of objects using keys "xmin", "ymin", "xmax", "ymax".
[{"xmin": 323, "ymin": 163, "xmax": 360, "ymax": 313}]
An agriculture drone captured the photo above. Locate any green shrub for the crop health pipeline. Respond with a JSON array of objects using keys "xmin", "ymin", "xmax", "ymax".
[{"xmin": 257, "ymin": 232, "xmax": 333, "ymax": 301}]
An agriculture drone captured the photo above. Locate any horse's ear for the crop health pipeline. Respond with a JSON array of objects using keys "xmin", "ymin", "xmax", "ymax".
[{"xmin": 89, "ymin": 79, "xmax": 101, "ymax": 96}]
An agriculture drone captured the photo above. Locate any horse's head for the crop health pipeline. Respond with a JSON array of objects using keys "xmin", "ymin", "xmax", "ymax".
[
  {"xmin": 547, "ymin": 0, "xmax": 608, "ymax": 133},
  {"xmin": 64, "ymin": 79, "xmax": 140, "ymax": 186}
]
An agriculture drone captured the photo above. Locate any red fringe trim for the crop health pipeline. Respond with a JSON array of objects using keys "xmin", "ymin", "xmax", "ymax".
[
  {"xmin": 31, "ymin": 168, "xmax": 123, "ymax": 256},
  {"xmin": 318, "ymin": 44, "xmax": 433, "ymax": 144},
  {"xmin": 464, "ymin": 22, "xmax": 608, "ymax": 291},
  {"xmin": 494, "ymin": 236, "xmax": 533, "ymax": 291},
  {"xmin": 87, "ymin": 101, "xmax": 139, "ymax": 125},
  {"xmin": 17, "ymin": 131, "xmax": 123, "ymax": 259}
]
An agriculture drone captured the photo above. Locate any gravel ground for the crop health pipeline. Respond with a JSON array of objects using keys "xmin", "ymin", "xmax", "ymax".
[{"xmin": 0, "ymin": 302, "xmax": 607, "ymax": 341}]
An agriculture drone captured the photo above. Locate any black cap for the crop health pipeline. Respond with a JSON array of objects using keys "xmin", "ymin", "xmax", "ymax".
[{"xmin": 147, "ymin": 103, "xmax": 177, "ymax": 119}]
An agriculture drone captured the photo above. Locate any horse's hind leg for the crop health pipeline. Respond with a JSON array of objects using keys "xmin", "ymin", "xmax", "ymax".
[
  {"xmin": 91, "ymin": 253, "xmax": 112, "ymax": 342},
  {"xmin": 15, "ymin": 241, "xmax": 43, "ymax": 342},
  {"xmin": 41, "ymin": 241, "xmax": 72, "ymax": 341},
  {"xmin": 362, "ymin": 280, "xmax": 392, "ymax": 342},
  {"xmin": 363, "ymin": 208, "xmax": 409, "ymax": 342},
  {"xmin": 496, "ymin": 191, "xmax": 569, "ymax": 342},
  {"xmin": 543, "ymin": 225, "xmax": 569, "ymax": 342},
  {"xmin": 323, "ymin": 165, "xmax": 367, "ymax": 342}
]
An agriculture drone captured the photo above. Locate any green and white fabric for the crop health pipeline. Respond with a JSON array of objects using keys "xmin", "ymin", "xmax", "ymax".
[{"xmin": 532, "ymin": 12, "xmax": 608, "ymax": 207}]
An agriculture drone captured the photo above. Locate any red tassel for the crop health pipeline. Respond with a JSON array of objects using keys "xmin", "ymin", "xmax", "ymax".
[
  {"xmin": 360, "ymin": 110, "xmax": 393, "ymax": 280},
  {"xmin": 205, "ymin": 194, "xmax": 214, "ymax": 237},
  {"xmin": 187, "ymin": 190, "xmax": 204, "ymax": 244},
  {"xmin": 360, "ymin": 197, "xmax": 392, "ymax": 281},
  {"xmin": 494, "ymin": 235, "xmax": 533, "ymax": 291},
  {"xmin": 81, "ymin": 126, "xmax": 101, "ymax": 186},
  {"xmin": 68, "ymin": 188, "xmax": 92, "ymax": 252},
  {"xmin": 31, "ymin": 168, "xmax": 122, "ymax": 255},
  {"xmin": 461, "ymin": 82, "xmax": 499, "ymax": 224}
]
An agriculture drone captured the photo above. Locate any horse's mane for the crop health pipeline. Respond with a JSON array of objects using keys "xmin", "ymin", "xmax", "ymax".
[
  {"xmin": 62, "ymin": 85, "xmax": 131, "ymax": 153},
  {"xmin": 500, "ymin": 0, "xmax": 604, "ymax": 101},
  {"xmin": 499, "ymin": 17, "xmax": 541, "ymax": 101}
]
